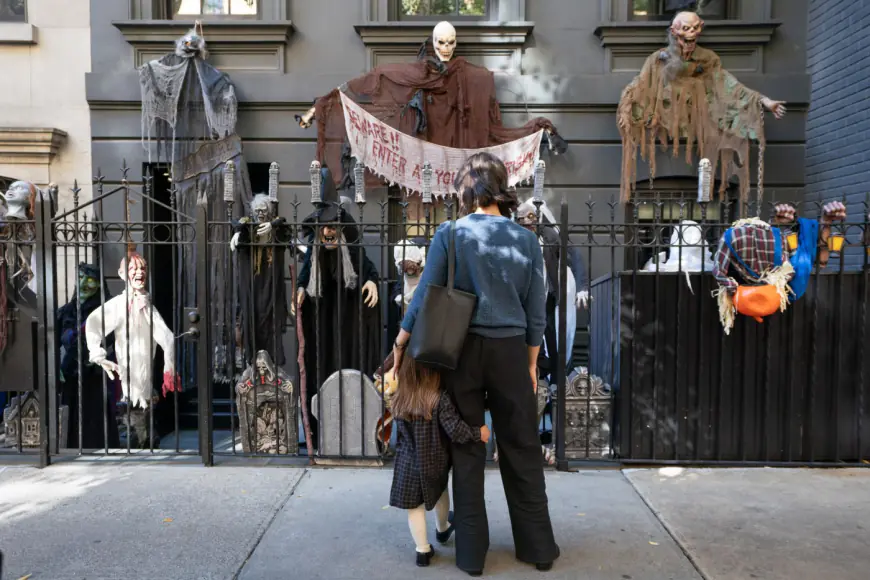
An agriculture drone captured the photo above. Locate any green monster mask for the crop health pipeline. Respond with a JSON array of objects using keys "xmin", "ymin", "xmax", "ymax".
[{"xmin": 77, "ymin": 266, "xmax": 100, "ymax": 302}]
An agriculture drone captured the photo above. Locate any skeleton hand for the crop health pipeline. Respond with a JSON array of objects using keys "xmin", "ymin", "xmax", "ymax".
[
  {"xmin": 97, "ymin": 360, "xmax": 120, "ymax": 380},
  {"xmin": 821, "ymin": 201, "xmax": 847, "ymax": 225},
  {"xmin": 230, "ymin": 232, "xmax": 241, "ymax": 252},
  {"xmin": 762, "ymin": 97, "xmax": 787, "ymax": 120},
  {"xmin": 362, "ymin": 280, "xmax": 378, "ymax": 308},
  {"xmin": 257, "ymin": 221, "xmax": 273, "ymax": 238},
  {"xmin": 773, "ymin": 204, "xmax": 796, "ymax": 225},
  {"xmin": 576, "ymin": 290, "xmax": 591, "ymax": 309},
  {"xmin": 296, "ymin": 106, "xmax": 316, "ymax": 129}
]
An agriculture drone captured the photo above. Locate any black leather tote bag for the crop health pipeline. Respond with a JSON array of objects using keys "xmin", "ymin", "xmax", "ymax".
[{"xmin": 407, "ymin": 220, "xmax": 477, "ymax": 371}]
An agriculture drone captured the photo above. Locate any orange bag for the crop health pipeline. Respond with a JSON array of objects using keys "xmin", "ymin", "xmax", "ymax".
[{"xmin": 733, "ymin": 285, "xmax": 781, "ymax": 323}]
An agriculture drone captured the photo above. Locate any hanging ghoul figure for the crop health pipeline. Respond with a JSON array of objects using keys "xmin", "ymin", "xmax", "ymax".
[
  {"xmin": 57, "ymin": 263, "xmax": 121, "ymax": 449},
  {"xmin": 230, "ymin": 194, "xmax": 289, "ymax": 366},
  {"xmin": 296, "ymin": 21, "xmax": 566, "ymax": 190},
  {"xmin": 296, "ymin": 166, "xmax": 381, "ymax": 443},
  {"xmin": 85, "ymin": 254, "xmax": 181, "ymax": 412},
  {"xmin": 617, "ymin": 11, "xmax": 787, "ymax": 203},
  {"xmin": 516, "ymin": 199, "xmax": 589, "ymax": 381}
]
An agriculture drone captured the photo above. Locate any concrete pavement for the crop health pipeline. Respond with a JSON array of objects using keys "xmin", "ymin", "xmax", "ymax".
[{"xmin": 0, "ymin": 464, "xmax": 868, "ymax": 579}]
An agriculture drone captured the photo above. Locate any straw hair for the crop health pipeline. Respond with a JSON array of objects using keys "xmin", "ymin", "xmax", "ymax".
[{"xmin": 390, "ymin": 354, "xmax": 442, "ymax": 421}]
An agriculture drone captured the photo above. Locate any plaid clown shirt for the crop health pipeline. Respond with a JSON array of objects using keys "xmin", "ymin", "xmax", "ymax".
[{"xmin": 712, "ymin": 222, "xmax": 789, "ymax": 294}]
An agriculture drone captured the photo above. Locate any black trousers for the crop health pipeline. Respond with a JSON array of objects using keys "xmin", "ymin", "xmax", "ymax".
[{"xmin": 445, "ymin": 334, "xmax": 559, "ymax": 572}]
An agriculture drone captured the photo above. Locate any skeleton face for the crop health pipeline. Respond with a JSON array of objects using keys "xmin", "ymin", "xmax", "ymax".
[
  {"xmin": 126, "ymin": 255, "xmax": 147, "ymax": 292},
  {"xmin": 433, "ymin": 21, "xmax": 457, "ymax": 63},
  {"xmin": 320, "ymin": 225, "xmax": 339, "ymax": 250},
  {"xmin": 517, "ymin": 210, "xmax": 538, "ymax": 230},
  {"xmin": 671, "ymin": 12, "xmax": 704, "ymax": 59},
  {"xmin": 254, "ymin": 351, "xmax": 275, "ymax": 382}
]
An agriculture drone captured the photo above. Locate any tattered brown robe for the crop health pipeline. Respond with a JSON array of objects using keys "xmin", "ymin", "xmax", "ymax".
[{"xmin": 618, "ymin": 45, "xmax": 766, "ymax": 202}]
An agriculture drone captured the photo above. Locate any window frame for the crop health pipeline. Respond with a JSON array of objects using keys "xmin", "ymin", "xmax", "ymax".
[
  {"xmin": 628, "ymin": 0, "xmax": 737, "ymax": 22},
  {"xmin": 0, "ymin": 0, "xmax": 27, "ymax": 24},
  {"xmin": 168, "ymin": 0, "xmax": 261, "ymax": 21},
  {"xmin": 394, "ymin": 0, "xmax": 490, "ymax": 21}
]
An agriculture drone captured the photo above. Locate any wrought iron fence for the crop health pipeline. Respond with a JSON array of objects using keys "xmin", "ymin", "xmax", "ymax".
[{"xmin": 1, "ymin": 162, "xmax": 869, "ymax": 469}]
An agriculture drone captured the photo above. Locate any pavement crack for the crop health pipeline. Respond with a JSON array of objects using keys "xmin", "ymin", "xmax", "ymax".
[
  {"xmin": 622, "ymin": 471, "xmax": 710, "ymax": 580},
  {"xmin": 231, "ymin": 468, "xmax": 309, "ymax": 580}
]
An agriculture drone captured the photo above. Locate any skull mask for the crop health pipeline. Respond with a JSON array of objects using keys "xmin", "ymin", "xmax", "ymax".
[
  {"xmin": 254, "ymin": 350, "xmax": 276, "ymax": 383},
  {"xmin": 250, "ymin": 194, "xmax": 273, "ymax": 226},
  {"xmin": 433, "ymin": 21, "xmax": 457, "ymax": 63},
  {"xmin": 2, "ymin": 181, "xmax": 35, "ymax": 221},
  {"xmin": 670, "ymin": 11, "xmax": 704, "ymax": 60}
]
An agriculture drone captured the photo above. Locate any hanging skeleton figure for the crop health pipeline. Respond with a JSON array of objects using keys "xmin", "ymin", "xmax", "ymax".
[
  {"xmin": 712, "ymin": 201, "xmax": 847, "ymax": 334},
  {"xmin": 230, "ymin": 193, "xmax": 290, "ymax": 368},
  {"xmin": 139, "ymin": 28, "xmax": 251, "ymax": 368},
  {"xmin": 297, "ymin": 21, "xmax": 566, "ymax": 190},
  {"xmin": 515, "ymin": 198, "xmax": 589, "ymax": 381},
  {"xmin": 296, "ymin": 165, "xmax": 381, "ymax": 445},
  {"xmin": 618, "ymin": 11, "xmax": 787, "ymax": 203},
  {"xmin": 85, "ymin": 254, "xmax": 181, "ymax": 447}
]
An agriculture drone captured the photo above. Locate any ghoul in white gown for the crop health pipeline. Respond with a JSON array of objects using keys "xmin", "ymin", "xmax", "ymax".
[{"xmin": 85, "ymin": 290, "xmax": 175, "ymax": 409}]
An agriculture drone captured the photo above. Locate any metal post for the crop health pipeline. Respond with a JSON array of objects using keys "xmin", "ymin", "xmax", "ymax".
[
  {"xmin": 196, "ymin": 200, "xmax": 213, "ymax": 466},
  {"xmin": 556, "ymin": 198, "xmax": 569, "ymax": 471}
]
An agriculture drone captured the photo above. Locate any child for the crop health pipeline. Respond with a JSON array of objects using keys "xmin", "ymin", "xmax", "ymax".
[{"xmin": 388, "ymin": 353, "xmax": 490, "ymax": 567}]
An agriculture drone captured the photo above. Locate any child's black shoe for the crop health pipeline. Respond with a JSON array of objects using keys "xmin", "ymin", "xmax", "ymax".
[
  {"xmin": 416, "ymin": 547, "xmax": 435, "ymax": 567},
  {"xmin": 436, "ymin": 511, "xmax": 455, "ymax": 544}
]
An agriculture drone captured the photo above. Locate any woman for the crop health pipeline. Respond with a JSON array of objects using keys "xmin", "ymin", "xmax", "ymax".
[{"xmin": 391, "ymin": 153, "xmax": 560, "ymax": 576}]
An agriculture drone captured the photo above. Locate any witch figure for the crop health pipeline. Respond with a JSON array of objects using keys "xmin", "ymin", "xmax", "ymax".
[
  {"xmin": 296, "ymin": 166, "xmax": 381, "ymax": 443},
  {"xmin": 57, "ymin": 263, "xmax": 120, "ymax": 449}
]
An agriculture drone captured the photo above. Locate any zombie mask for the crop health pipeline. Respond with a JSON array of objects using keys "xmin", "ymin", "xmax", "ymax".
[
  {"xmin": 400, "ymin": 261, "xmax": 422, "ymax": 277},
  {"xmin": 2, "ymin": 181, "xmax": 35, "ymax": 221},
  {"xmin": 433, "ymin": 21, "xmax": 457, "ymax": 63},
  {"xmin": 119, "ymin": 254, "xmax": 148, "ymax": 292},
  {"xmin": 254, "ymin": 350, "xmax": 276, "ymax": 383},
  {"xmin": 320, "ymin": 225, "xmax": 340, "ymax": 250},
  {"xmin": 670, "ymin": 11, "xmax": 704, "ymax": 59},
  {"xmin": 77, "ymin": 264, "xmax": 101, "ymax": 301},
  {"xmin": 393, "ymin": 240, "xmax": 426, "ymax": 276},
  {"xmin": 250, "ymin": 194, "xmax": 273, "ymax": 224}
]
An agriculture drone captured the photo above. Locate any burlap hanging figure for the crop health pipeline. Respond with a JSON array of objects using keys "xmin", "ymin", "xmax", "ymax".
[
  {"xmin": 617, "ymin": 11, "xmax": 787, "ymax": 202},
  {"xmin": 296, "ymin": 21, "xmax": 567, "ymax": 190}
]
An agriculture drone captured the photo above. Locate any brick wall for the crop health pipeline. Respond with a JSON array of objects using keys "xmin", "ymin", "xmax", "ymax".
[{"xmin": 806, "ymin": 0, "xmax": 870, "ymax": 267}]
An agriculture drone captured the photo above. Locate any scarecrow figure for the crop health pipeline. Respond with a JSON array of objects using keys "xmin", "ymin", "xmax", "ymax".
[
  {"xmin": 297, "ymin": 21, "xmax": 566, "ymax": 190},
  {"xmin": 712, "ymin": 201, "xmax": 847, "ymax": 333},
  {"xmin": 296, "ymin": 166, "xmax": 381, "ymax": 444},
  {"xmin": 617, "ymin": 11, "xmax": 787, "ymax": 203}
]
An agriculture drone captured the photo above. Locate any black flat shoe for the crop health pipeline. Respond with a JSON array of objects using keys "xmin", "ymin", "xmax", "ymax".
[
  {"xmin": 536, "ymin": 562, "xmax": 553, "ymax": 571},
  {"xmin": 436, "ymin": 511, "xmax": 455, "ymax": 544},
  {"xmin": 416, "ymin": 547, "xmax": 435, "ymax": 567}
]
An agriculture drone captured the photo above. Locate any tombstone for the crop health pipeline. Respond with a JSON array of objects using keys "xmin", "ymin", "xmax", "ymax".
[
  {"xmin": 312, "ymin": 369, "xmax": 384, "ymax": 458},
  {"xmin": 235, "ymin": 351, "xmax": 298, "ymax": 455},
  {"xmin": 2, "ymin": 393, "xmax": 68, "ymax": 448},
  {"xmin": 553, "ymin": 367, "xmax": 613, "ymax": 459}
]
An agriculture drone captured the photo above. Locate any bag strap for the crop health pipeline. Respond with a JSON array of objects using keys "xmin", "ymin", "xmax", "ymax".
[{"xmin": 447, "ymin": 218, "xmax": 456, "ymax": 292}]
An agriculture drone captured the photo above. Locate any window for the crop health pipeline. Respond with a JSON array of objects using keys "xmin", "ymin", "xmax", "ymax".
[
  {"xmin": 398, "ymin": 0, "xmax": 487, "ymax": 19},
  {"xmin": 630, "ymin": 0, "xmax": 732, "ymax": 21},
  {"xmin": 171, "ymin": 0, "xmax": 257, "ymax": 17},
  {"xmin": 0, "ymin": 0, "xmax": 26, "ymax": 23}
]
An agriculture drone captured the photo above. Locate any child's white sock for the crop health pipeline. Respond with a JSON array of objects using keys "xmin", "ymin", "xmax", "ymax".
[
  {"xmin": 434, "ymin": 490, "xmax": 451, "ymax": 533},
  {"xmin": 407, "ymin": 505, "xmax": 431, "ymax": 553}
]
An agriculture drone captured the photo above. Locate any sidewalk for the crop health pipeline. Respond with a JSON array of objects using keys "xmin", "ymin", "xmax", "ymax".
[{"xmin": 0, "ymin": 463, "xmax": 867, "ymax": 579}]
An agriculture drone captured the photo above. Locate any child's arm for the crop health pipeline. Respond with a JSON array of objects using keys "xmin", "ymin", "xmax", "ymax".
[{"xmin": 437, "ymin": 392, "xmax": 484, "ymax": 444}]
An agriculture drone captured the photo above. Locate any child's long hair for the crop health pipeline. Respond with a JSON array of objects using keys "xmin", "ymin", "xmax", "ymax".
[{"xmin": 391, "ymin": 354, "xmax": 442, "ymax": 421}]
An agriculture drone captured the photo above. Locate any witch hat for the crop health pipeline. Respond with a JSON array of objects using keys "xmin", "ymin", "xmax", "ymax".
[{"xmin": 302, "ymin": 165, "xmax": 360, "ymax": 243}]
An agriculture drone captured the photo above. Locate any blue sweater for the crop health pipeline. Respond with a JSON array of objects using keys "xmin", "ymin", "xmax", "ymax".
[{"xmin": 401, "ymin": 214, "xmax": 547, "ymax": 347}]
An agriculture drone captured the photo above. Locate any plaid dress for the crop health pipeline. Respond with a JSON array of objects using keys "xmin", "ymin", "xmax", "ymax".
[{"xmin": 390, "ymin": 391, "xmax": 482, "ymax": 510}]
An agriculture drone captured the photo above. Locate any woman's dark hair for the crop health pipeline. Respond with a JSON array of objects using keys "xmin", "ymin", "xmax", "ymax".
[{"xmin": 453, "ymin": 152, "xmax": 518, "ymax": 217}]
